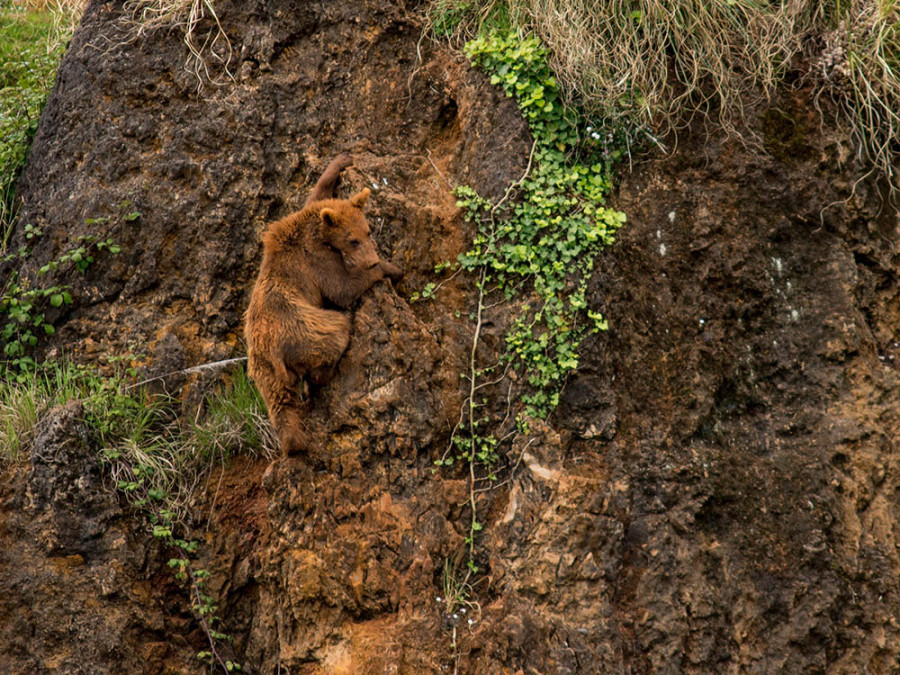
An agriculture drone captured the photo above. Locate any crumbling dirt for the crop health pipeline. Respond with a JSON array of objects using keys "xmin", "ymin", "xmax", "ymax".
[{"xmin": 3, "ymin": 0, "xmax": 900, "ymax": 673}]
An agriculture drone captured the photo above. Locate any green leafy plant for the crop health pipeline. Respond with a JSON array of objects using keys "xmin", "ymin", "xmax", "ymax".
[
  {"xmin": 0, "ymin": 212, "xmax": 127, "ymax": 375},
  {"xmin": 106, "ymin": 443, "xmax": 242, "ymax": 673},
  {"xmin": 458, "ymin": 30, "xmax": 625, "ymax": 418},
  {"xmin": 427, "ymin": 30, "xmax": 626, "ymax": 587}
]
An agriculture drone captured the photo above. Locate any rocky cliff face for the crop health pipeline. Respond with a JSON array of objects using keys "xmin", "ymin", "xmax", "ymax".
[{"xmin": 3, "ymin": 0, "xmax": 900, "ymax": 673}]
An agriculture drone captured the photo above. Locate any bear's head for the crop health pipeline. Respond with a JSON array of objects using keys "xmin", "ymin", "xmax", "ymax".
[{"xmin": 319, "ymin": 188, "xmax": 381, "ymax": 271}]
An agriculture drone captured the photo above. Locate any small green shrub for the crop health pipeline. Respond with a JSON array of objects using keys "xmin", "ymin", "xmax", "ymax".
[
  {"xmin": 99, "ymin": 364, "xmax": 265, "ymax": 672},
  {"xmin": 106, "ymin": 410, "xmax": 245, "ymax": 673},
  {"xmin": 1, "ymin": 217, "xmax": 124, "ymax": 374},
  {"xmin": 0, "ymin": 1, "xmax": 89, "ymax": 371},
  {"xmin": 436, "ymin": 556, "xmax": 481, "ymax": 671}
]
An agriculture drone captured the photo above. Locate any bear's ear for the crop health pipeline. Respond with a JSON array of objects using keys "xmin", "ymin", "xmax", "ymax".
[
  {"xmin": 320, "ymin": 207, "xmax": 338, "ymax": 227},
  {"xmin": 349, "ymin": 188, "xmax": 370, "ymax": 209}
]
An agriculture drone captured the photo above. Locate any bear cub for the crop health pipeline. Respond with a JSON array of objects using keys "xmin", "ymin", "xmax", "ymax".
[{"xmin": 244, "ymin": 155, "xmax": 402, "ymax": 455}]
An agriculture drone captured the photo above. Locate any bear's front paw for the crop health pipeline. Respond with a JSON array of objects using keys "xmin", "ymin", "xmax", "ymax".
[{"xmin": 382, "ymin": 261, "xmax": 404, "ymax": 280}]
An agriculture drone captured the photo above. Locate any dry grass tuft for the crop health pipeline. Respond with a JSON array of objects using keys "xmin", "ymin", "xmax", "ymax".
[
  {"xmin": 120, "ymin": 0, "xmax": 233, "ymax": 91},
  {"xmin": 0, "ymin": 379, "xmax": 41, "ymax": 462},
  {"xmin": 508, "ymin": 0, "xmax": 805, "ymax": 138},
  {"xmin": 431, "ymin": 0, "xmax": 900, "ymax": 192},
  {"xmin": 810, "ymin": 0, "xmax": 900, "ymax": 189}
]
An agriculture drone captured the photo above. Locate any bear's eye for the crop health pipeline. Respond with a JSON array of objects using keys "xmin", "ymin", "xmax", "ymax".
[{"xmin": 349, "ymin": 239, "xmax": 361, "ymax": 247}]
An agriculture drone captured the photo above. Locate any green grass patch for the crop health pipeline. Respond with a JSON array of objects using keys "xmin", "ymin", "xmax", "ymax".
[
  {"xmin": 1, "ymin": 359, "xmax": 276, "ymax": 518},
  {"xmin": 0, "ymin": 1, "xmax": 80, "ymax": 249},
  {"xmin": 0, "ymin": 355, "xmax": 262, "ymax": 671}
]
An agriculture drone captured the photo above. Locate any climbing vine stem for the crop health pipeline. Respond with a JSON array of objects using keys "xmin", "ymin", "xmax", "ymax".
[{"xmin": 466, "ymin": 265, "xmax": 486, "ymax": 567}]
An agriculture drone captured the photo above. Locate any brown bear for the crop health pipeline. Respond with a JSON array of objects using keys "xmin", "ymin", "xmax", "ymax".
[{"xmin": 244, "ymin": 154, "xmax": 402, "ymax": 455}]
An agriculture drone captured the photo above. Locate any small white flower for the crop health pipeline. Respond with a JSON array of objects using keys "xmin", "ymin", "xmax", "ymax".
[
  {"xmin": 468, "ymin": 619, "xmax": 474, "ymax": 625},
  {"xmin": 591, "ymin": 132, "xmax": 601, "ymax": 140},
  {"xmin": 586, "ymin": 126, "xmax": 593, "ymax": 132},
  {"xmin": 436, "ymin": 597, "xmax": 442, "ymax": 603}
]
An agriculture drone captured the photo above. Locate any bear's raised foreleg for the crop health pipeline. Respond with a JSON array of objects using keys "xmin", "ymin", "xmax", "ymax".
[{"xmin": 304, "ymin": 154, "xmax": 353, "ymax": 206}]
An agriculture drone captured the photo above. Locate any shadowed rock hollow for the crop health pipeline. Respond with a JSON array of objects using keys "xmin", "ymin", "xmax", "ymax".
[{"xmin": 3, "ymin": 0, "xmax": 900, "ymax": 672}]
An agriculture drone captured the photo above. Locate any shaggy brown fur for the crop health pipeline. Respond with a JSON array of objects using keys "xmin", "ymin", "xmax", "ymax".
[{"xmin": 244, "ymin": 155, "xmax": 403, "ymax": 455}]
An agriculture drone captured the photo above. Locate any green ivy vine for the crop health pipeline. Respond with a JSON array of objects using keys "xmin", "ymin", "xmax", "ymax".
[
  {"xmin": 458, "ymin": 31, "xmax": 626, "ymax": 416},
  {"xmin": 430, "ymin": 29, "xmax": 628, "ymax": 579}
]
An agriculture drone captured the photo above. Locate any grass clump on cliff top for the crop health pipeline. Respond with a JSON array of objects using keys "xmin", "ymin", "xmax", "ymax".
[{"xmin": 430, "ymin": 0, "xmax": 900, "ymax": 190}]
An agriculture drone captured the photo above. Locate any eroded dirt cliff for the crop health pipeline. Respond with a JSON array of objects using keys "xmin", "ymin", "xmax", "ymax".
[{"xmin": 3, "ymin": 0, "xmax": 900, "ymax": 673}]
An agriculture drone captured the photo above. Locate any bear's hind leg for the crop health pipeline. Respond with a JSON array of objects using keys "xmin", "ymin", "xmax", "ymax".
[
  {"xmin": 273, "ymin": 353, "xmax": 298, "ymax": 389},
  {"xmin": 275, "ymin": 406, "xmax": 309, "ymax": 456},
  {"xmin": 249, "ymin": 356, "xmax": 310, "ymax": 457},
  {"xmin": 308, "ymin": 362, "xmax": 338, "ymax": 387}
]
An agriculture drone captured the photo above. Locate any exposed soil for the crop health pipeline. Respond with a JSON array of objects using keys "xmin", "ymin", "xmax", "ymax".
[
  {"xmin": 0, "ymin": 401, "xmax": 201, "ymax": 672},
  {"xmin": 2, "ymin": 0, "xmax": 900, "ymax": 673}
]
